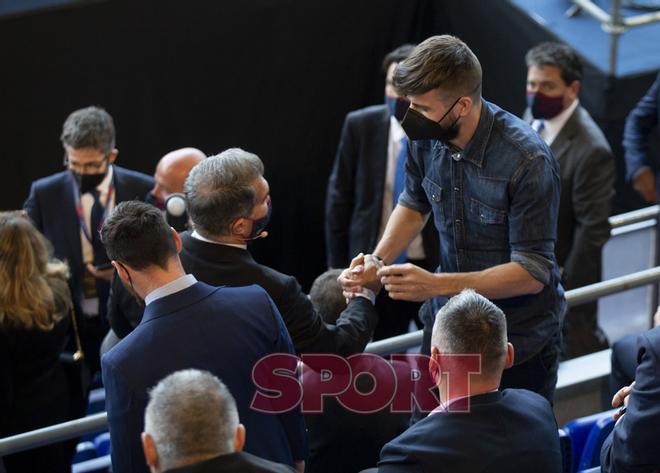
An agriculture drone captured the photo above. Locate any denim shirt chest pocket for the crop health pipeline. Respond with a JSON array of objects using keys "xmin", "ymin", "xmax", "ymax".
[
  {"xmin": 421, "ymin": 177, "xmax": 445, "ymax": 230},
  {"xmin": 467, "ymin": 196, "xmax": 509, "ymax": 249}
]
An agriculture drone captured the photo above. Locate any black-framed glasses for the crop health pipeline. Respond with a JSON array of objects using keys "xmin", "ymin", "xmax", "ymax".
[{"xmin": 63, "ymin": 152, "xmax": 110, "ymax": 173}]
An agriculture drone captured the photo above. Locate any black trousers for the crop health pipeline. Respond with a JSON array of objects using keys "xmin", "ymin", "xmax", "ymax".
[{"xmin": 500, "ymin": 331, "xmax": 562, "ymax": 405}]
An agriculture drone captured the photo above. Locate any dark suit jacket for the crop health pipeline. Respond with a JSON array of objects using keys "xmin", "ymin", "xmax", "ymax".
[
  {"xmin": 623, "ymin": 72, "xmax": 660, "ymax": 183},
  {"xmin": 23, "ymin": 165, "xmax": 154, "ymax": 309},
  {"xmin": 102, "ymin": 282, "xmax": 307, "ymax": 473},
  {"xmin": 526, "ymin": 106, "xmax": 615, "ymax": 293},
  {"xmin": 378, "ymin": 389, "xmax": 562, "ymax": 473},
  {"xmin": 601, "ymin": 326, "xmax": 660, "ymax": 473},
  {"xmin": 551, "ymin": 105, "xmax": 615, "ymax": 292},
  {"xmin": 110, "ymin": 231, "xmax": 378, "ymax": 355},
  {"xmin": 164, "ymin": 452, "xmax": 296, "ymax": 473},
  {"xmin": 325, "ymin": 104, "xmax": 439, "ymax": 269}
]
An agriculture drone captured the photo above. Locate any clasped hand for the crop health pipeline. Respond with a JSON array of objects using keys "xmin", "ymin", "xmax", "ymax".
[{"xmin": 338, "ymin": 253, "xmax": 439, "ymax": 302}]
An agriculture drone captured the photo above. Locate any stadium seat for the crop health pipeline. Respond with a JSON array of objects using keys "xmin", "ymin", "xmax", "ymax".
[
  {"xmin": 71, "ymin": 454, "xmax": 112, "ymax": 473},
  {"xmin": 72, "ymin": 441, "xmax": 97, "ymax": 463},
  {"xmin": 94, "ymin": 432, "xmax": 112, "ymax": 456},
  {"xmin": 563, "ymin": 409, "xmax": 617, "ymax": 473},
  {"xmin": 558, "ymin": 428, "xmax": 573, "ymax": 473},
  {"xmin": 577, "ymin": 414, "xmax": 615, "ymax": 471}
]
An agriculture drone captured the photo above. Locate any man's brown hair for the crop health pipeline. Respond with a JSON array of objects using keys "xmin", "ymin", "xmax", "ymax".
[{"xmin": 393, "ymin": 35, "xmax": 482, "ymax": 101}]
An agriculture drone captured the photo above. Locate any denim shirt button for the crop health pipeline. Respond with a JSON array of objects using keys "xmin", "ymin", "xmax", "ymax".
[
  {"xmin": 452, "ymin": 153, "xmax": 462, "ymax": 161},
  {"xmin": 455, "ymin": 219, "xmax": 462, "ymax": 225},
  {"xmin": 454, "ymin": 187, "xmax": 460, "ymax": 192}
]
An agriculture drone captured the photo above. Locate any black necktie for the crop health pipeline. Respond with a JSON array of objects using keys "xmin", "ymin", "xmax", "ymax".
[{"xmin": 90, "ymin": 189, "xmax": 109, "ymax": 266}]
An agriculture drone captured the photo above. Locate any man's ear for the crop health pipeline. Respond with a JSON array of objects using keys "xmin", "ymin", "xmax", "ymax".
[
  {"xmin": 504, "ymin": 342, "xmax": 515, "ymax": 370},
  {"xmin": 112, "ymin": 261, "xmax": 129, "ymax": 283},
  {"xmin": 108, "ymin": 148, "xmax": 119, "ymax": 164},
  {"xmin": 429, "ymin": 346, "xmax": 442, "ymax": 384},
  {"xmin": 458, "ymin": 95, "xmax": 473, "ymax": 117},
  {"xmin": 141, "ymin": 432, "xmax": 159, "ymax": 470},
  {"xmin": 231, "ymin": 217, "xmax": 248, "ymax": 237},
  {"xmin": 171, "ymin": 227, "xmax": 182, "ymax": 254},
  {"xmin": 234, "ymin": 424, "xmax": 246, "ymax": 452},
  {"xmin": 568, "ymin": 80, "xmax": 580, "ymax": 100}
]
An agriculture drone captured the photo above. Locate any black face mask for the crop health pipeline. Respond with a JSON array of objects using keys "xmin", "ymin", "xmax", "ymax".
[
  {"xmin": 400, "ymin": 96, "xmax": 462, "ymax": 142},
  {"xmin": 72, "ymin": 170, "xmax": 107, "ymax": 194}
]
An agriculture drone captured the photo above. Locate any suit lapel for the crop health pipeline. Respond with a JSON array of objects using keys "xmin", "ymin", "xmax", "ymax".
[
  {"xmin": 141, "ymin": 282, "xmax": 218, "ymax": 324},
  {"xmin": 373, "ymin": 106, "xmax": 392, "ymax": 224},
  {"xmin": 61, "ymin": 174, "xmax": 84, "ymax": 275},
  {"xmin": 550, "ymin": 106, "xmax": 580, "ymax": 161}
]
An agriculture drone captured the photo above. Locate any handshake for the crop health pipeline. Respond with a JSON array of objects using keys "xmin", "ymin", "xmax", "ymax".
[{"xmin": 337, "ymin": 253, "xmax": 440, "ymax": 303}]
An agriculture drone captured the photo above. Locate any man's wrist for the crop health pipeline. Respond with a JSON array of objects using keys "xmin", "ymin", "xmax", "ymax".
[
  {"xmin": 355, "ymin": 287, "xmax": 377, "ymax": 305},
  {"xmin": 366, "ymin": 253, "xmax": 385, "ymax": 269}
]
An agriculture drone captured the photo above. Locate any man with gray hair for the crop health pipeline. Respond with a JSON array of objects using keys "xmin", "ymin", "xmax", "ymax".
[
  {"xmin": 110, "ymin": 147, "xmax": 378, "ymax": 356},
  {"xmin": 141, "ymin": 369, "xmax": 295, "ymax": 473},
  {"xmin": 378, "ymin": 289, "xmax": 562, "ymax": 473},
  {"xmin": 24, "ymin": 105, "xmax": 153, "ymax": 372}
]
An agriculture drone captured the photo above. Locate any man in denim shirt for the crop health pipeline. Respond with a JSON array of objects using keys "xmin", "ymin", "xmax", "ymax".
[{"xmin": 341, "ymin": 35, "xmax": 565, "ymax": 402}]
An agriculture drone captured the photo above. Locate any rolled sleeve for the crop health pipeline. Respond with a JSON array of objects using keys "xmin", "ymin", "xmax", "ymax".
[
  {"xmin": 511, "ymin": 248, "xmax": 554, "ymax": 286},
  {"xmin": 509, "ymin": 152, "xmax": 560, "ymax": 286}
]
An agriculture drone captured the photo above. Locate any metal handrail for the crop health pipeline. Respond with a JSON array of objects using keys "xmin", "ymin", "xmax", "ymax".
[
  {"xmin": 608, "ymin": 205, "xmax": 660, "ymax": 229},
  {"xmin": 0, "ymin": 412, "xmax": 107, "ymax": 457},
  {"xmin": 4, "ymin": 264, "xmax": 660, "ymax": 456},
  {"xmin": 367, "ymin": 266, "xmax": 660, "ymax": 355}
]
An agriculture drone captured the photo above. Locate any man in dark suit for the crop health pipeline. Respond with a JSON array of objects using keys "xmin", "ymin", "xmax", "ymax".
[
  {"xmin": 101, "ymin": 201, "xmax": 307, "ymax": 473},
  {"xmin": 141, "ymin": 369, "xmax": 295, "ymax": 473},
  {"xmin": 101, "ymin": 147, "xmax": 205, "ymax": 355},
  {"xmin": 601, "ymin": 326, "xmax": 660, "ymax": 473},
  {"xmin": 325, "ymin": 44, "xmax": 439, "ymax": 340},
  {"xmin": 24, "ymin": 106, "xmax": 153, "ymax": 370},
  {"xmin": 304, "ymin": 270, "xmax": 408, "ymax": 473},
  {"xmin": 525, "ymin": 42, "xmax": 616, "ymax": 358},
  {"xmin": 109, "ymin": 148, "xmax": 378, "ymax": 356},
  {"xmin": 623, "ymin": 72, "xmax": 660, "ymax": 204},
  {"xmin": 378, "ymin": 289, "xmax": 562, "ymax": 473}
]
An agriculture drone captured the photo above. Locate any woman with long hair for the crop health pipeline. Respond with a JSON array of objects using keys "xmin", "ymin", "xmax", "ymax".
[{"xmin": 0, "ymin": 211, "xmax": 77, "ymax": 472}]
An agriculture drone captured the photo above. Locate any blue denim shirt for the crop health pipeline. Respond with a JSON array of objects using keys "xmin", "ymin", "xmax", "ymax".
[{"xmin": 399, "ymin": 100, "xmax": 565, "ymax": 363}]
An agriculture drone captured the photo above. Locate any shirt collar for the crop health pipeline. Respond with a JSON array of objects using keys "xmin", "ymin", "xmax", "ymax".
[
  {"xmin": 190, "ymin": 230, "xmax": 247, "ymax": 250},
  {"xmin": 430, "ymin": 388, "xmax": 500, "ymax": 415},
  {"xmin": 542, "ymin": 98, "xmax": 578, "ymax": 145},
  {"xmin": 447, "ymin": 99, "xmax": 493, "ymax": 168},
  {"xmin": 96, "ymin": 164, "xmax": 114, "ymax": 193},
  {"xmin": 144, "ymin": 273, "xmax": 197, "ymax": 306},
  {"xmin": 390, "ymin": 115, "xmax": 406, "ymax": 142}
]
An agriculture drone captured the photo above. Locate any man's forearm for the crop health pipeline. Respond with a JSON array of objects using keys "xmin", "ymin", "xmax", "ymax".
[
  {"xmin": 373, "ymin": 205, "xmax": 427, "ymax": 264},
  {"xmin": 433, "ymin": 262, "xmax": 544, "ymax": 299}
]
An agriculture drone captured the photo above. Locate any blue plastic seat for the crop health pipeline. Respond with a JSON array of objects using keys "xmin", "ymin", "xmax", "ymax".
[
  {"xmin": 577, "ymin": 414, "xmax": 615, "ymax": 471},
  {"xmin": 94, "ymin": 432, "xmax": 112, "ymax": 456},
  {"xmin": 563, "ymin": 409, "xmax": 617, "ymax": 473},
  {"xmin": 72, "ymin": 441, "xmax": 97, "ymax": 463},
  {"xmin": 71, "ymin": 454, "xmax": 112, "ymax": 473},
  {"xmin": 559, "ymin": 428, "xmax": 573, "ymax": 473}
]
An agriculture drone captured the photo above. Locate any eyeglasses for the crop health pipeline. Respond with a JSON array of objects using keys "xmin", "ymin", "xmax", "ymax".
[{"xmin": 63, "ymin": 152, "xmax": 109, "ymax": 173}]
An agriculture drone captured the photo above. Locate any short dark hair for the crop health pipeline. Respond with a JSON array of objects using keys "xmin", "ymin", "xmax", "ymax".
[
  {"xmin": 61, "ymin": 106, "xmax": 116, "ymax": 154},
  {"xmin": 184, "ymin": 148, "xmax": 264, "ymax": 238},
  {"xmin": 309, "ymin": 269, "xmax": 346, "ymax": 324},
  {"xmin": 100, "ymin": 201, "xmax": 177, "ymax": 270},
  {"xmin": 431, "ymin": 289, "xmax": 507, "ymax": 373},
  {"xmin": 393, "ymin": 35, "xmax": 482, "ymax": 100},
  {"xmin": 382, "ymin": 44, "xmax": 417, "ymax": 73},
  {"xmin": 525, "ymin": 42, "xmax": 583, "ymax": 85}
]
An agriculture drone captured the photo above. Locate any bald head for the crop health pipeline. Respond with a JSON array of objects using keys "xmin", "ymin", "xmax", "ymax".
[{"xmin": 151, "ymin": 148, "xmax": 205, "ymax": 203}]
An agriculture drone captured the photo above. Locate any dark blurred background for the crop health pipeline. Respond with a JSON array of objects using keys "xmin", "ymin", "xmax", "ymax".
[{"xmin": 1, "ymin": 0, "xmax": 659, "ymax": 289}]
